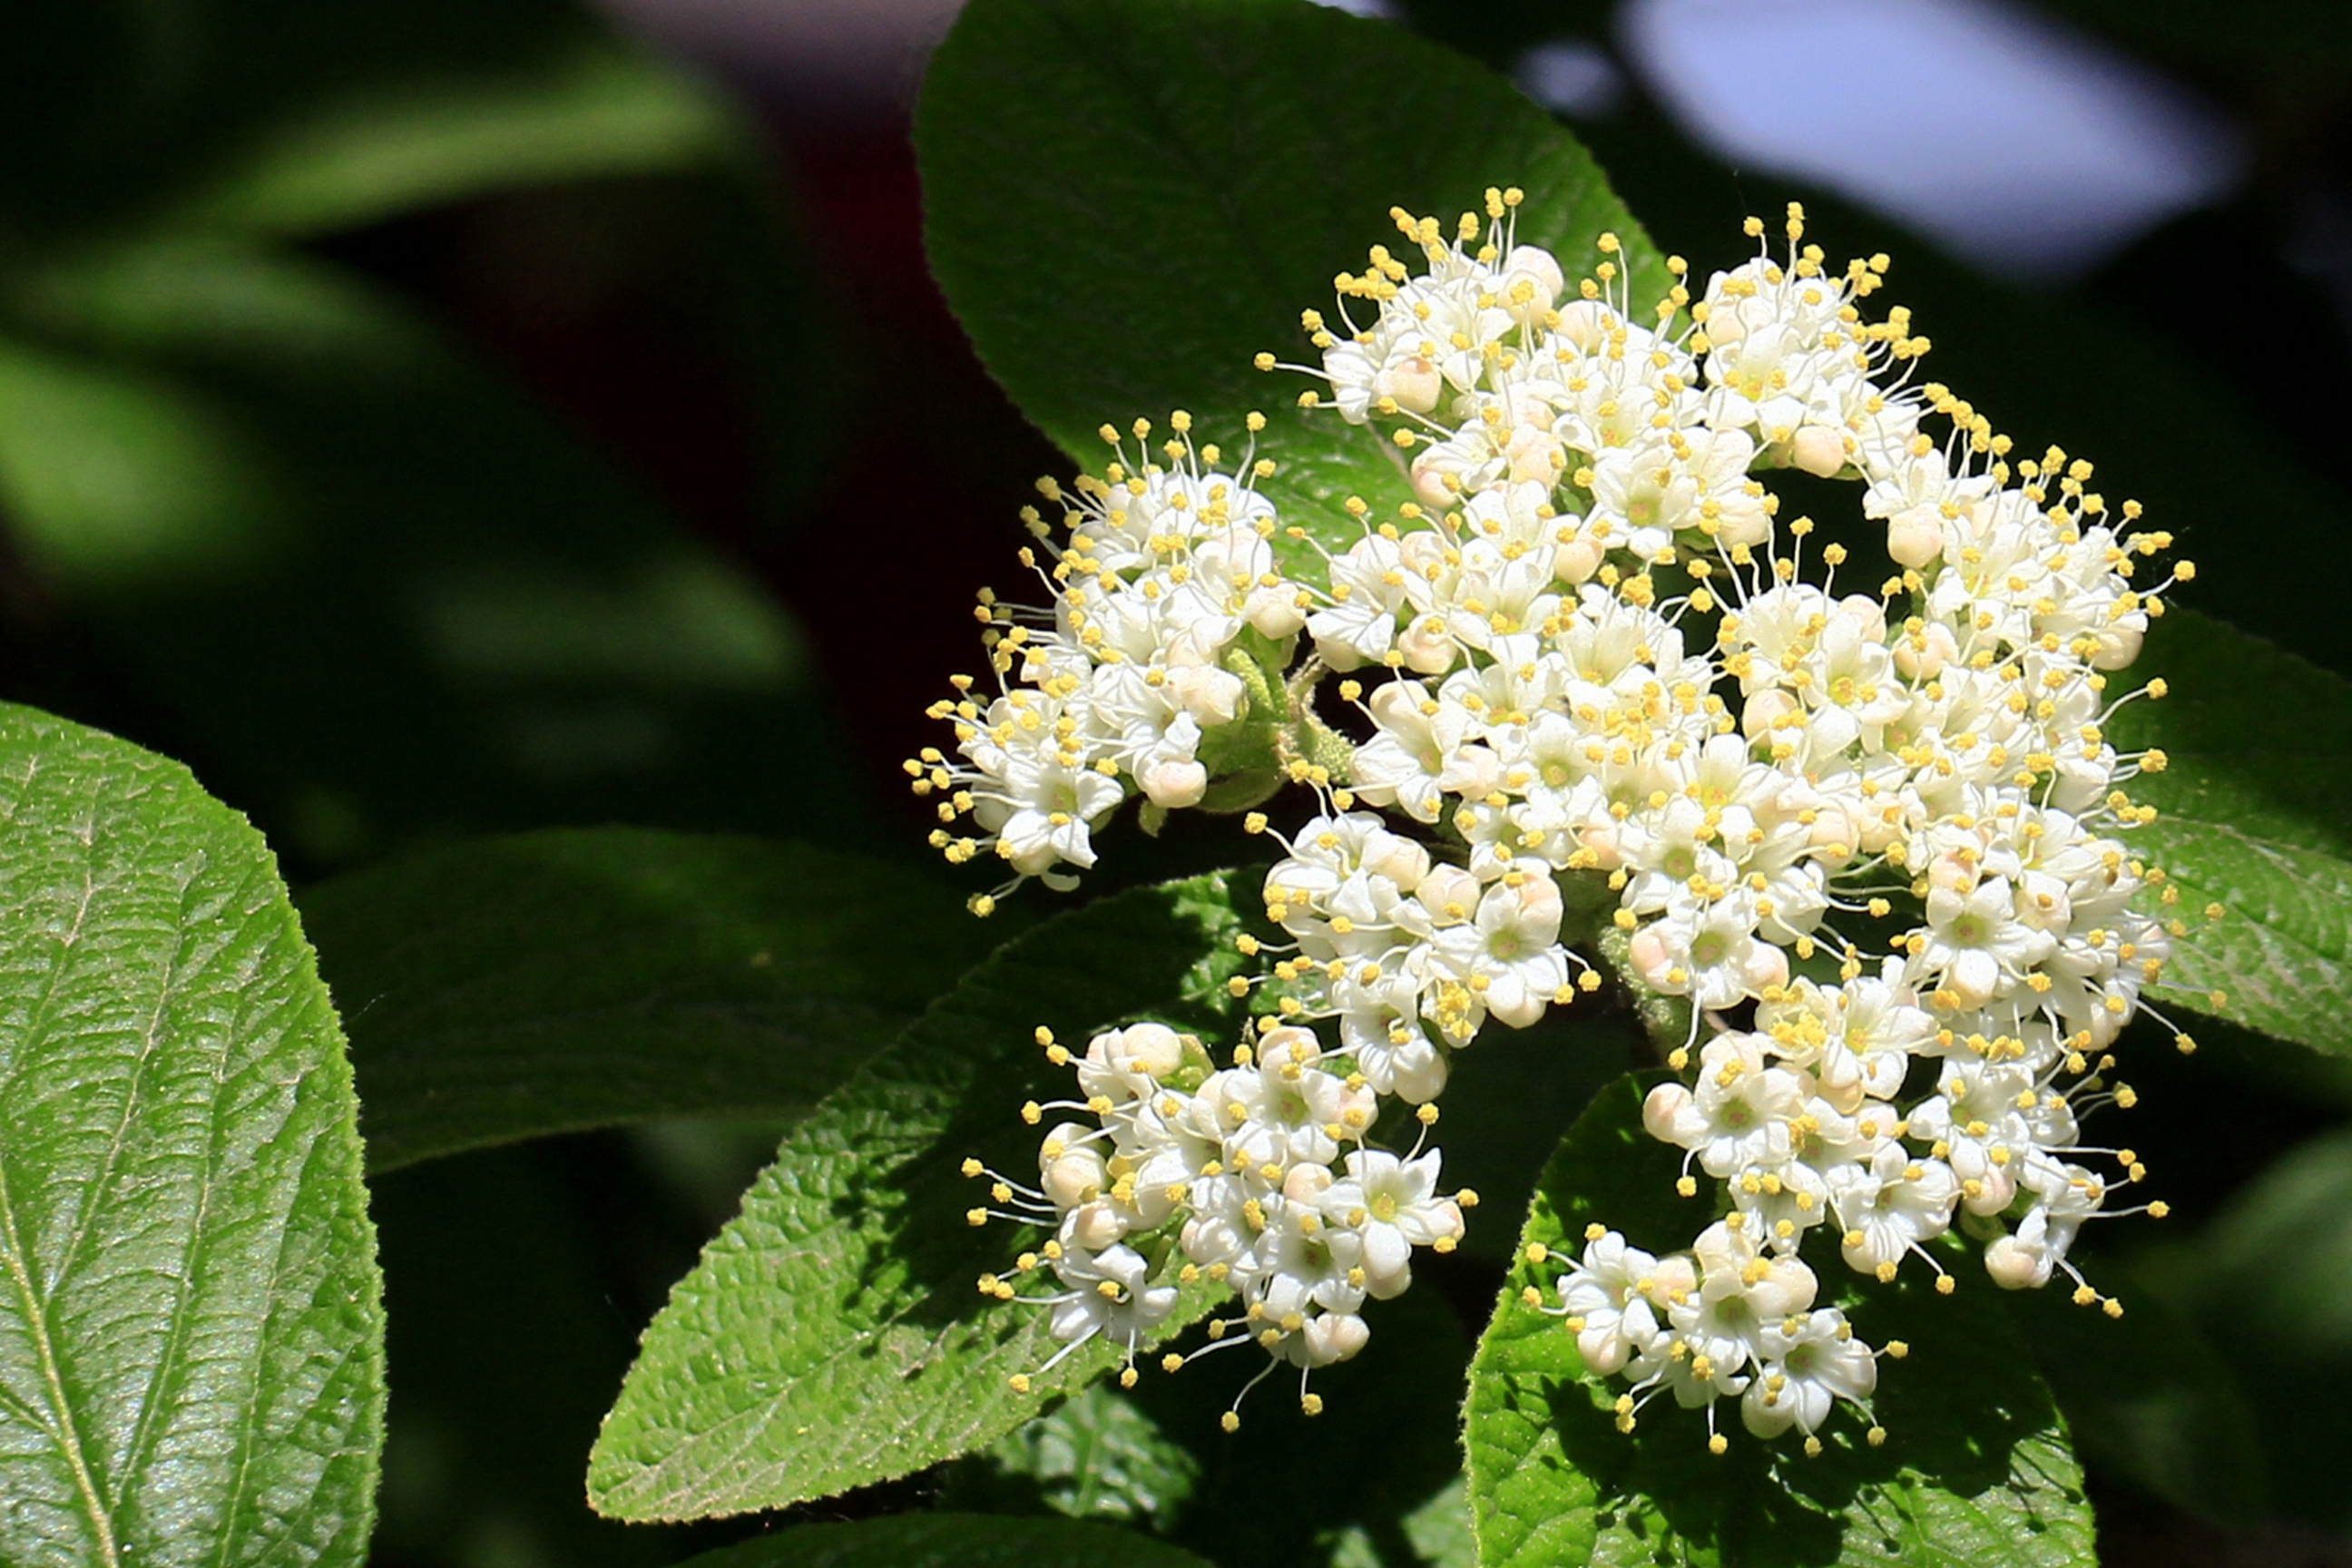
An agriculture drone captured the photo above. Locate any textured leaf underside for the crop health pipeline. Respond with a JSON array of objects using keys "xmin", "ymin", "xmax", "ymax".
[
  {"xmin": 300, "ymin": 828, "xmax": 1003, "ymax": 1171},
  {"xmin": 0, "ymin": 703, "xmax": 384, "ymax": 1568},
  {"xmin": 587, "ymin": 871, "xmax": 1257, "ymax": 1522},
  {"xmin": 918, "ymin": 0, "xmax": 1673, "ymax": 562},
  {"xmin": 1465, "ymin": 1077, "xmax": 2094, "ymax": 1567}
]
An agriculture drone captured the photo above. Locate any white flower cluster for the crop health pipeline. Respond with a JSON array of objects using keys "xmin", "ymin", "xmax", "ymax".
[
  {"xmin": 912, "ymin": 414, "xmax": 1303, "ymax": 901},
  {"xmin": 967, "ymin": 1022, "xmax": 1467, "ymax": 1421},
  {"xmin": 942, "ymin": 191, "xmax": 2204, "ymax": 1441},
  {"xmin": 1545, "ymin": 1218, "xmax": 1885, "ymax": 1457}
]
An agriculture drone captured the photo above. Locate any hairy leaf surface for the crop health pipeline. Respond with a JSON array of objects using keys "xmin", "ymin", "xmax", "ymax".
[
  {"xmin": 0, "ymin": 704, "xmax": 383, "ymax": 1567},
  {"xmin": 1465, "ymin": 1077, "xmax": 2092, "ymax": 1567},
  {"xmin": 919, "ymin": 0, "xmax": 1671, "ymax": 559},
  {"xmin": 587, "ymin": 872, "xmax": 1256, "ymax": 1521},
  {"xmin": 300, "ymin": 828, "xmax": 1003, "ymax": 1171},
  {"xmin": 2117, "ymin": 608, "xmax": 2352, "ymax": 1056}
]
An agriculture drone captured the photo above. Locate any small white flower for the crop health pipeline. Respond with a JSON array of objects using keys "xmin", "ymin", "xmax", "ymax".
[
  {"xmin": 1321, "ymin": 1149, "xmax": 1463, "ymax": 1298},
  {"xmin": 1741, "ymin": 1308, "xmax": 1877, "ymax": 1438}
]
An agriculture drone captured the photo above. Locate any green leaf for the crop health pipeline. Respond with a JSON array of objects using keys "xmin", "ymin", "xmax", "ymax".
[
  {"xmin": 946, "ymin": 1380, "xmax": 1204, "ymax": 1527},
  {"xmin": 946, "ymin": 1278, "xmax": 1475, "ymax": 1566},
  {"xmin": 0, "ymin": 702, "xmax": 384, "ymax": 1566},
  {"xmin": 2007, "ymin": 1254, "xmax": 2269, "ymax": 1527},
  {"xmin": 669, "ymin": 1513, "xmax": 1214, "ymax": 1568},
  {"xmin": 0, "ymin": 240, "xmax": 838, "ymax": 865},
  {"xmin": 1465, "ymin": 1076, "xmax": 2093, "ymax": 1568},
  {"xmin": 2114, "ymin": 608, "xmax": 2352, "ymax": 1056},
  {"xmin": 587, "ymin": 872, "xmax": 1258, "ymax": 1522},
  {"xmin": 917, "ymin": 0, "xmax": 1671, "ymax": 558},
  {"xmin": 1398, "ymin": 1478, "xmax": 1478, "ymax": 1568},
  {"xmin": 2139, "ymin": 1125, "xmax": 2352, "ymax": 1534},
  {"xmin": 297, "ymin": 828, "xmax": 1008, "ymax": 1172}
]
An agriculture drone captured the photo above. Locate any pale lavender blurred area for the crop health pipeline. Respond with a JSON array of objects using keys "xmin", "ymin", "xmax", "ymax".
[
  {"xmin": 1612, "ymin": 0, "xmax": 2247, "ymax": 281},
  {"xmin": 589, "ymin": 0, "xmax": 2247, "ymax": 284},
  {"xmin": 591, "ymin": 0, "xmax": 965, "ymax": 108}
]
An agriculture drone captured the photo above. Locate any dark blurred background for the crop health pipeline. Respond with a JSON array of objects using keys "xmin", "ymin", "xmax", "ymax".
[{"xmin": 5, "ymin": 0, "xmax": 2349, "ymax": 1563}]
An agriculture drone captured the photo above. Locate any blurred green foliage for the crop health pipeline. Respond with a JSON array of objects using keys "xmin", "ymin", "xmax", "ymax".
[{"xmin": 0, "ymin": 0, "xmax": 848, "ymax": 872}]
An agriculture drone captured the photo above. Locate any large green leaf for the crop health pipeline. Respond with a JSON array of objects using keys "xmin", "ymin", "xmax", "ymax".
[
  {"xmin": 298, "ymin": 828, "xmax": 1007, "ymax": 1172},
  {"xmin": 2115, "ymin": 608, "xmax": 2352, "ymax": 1056},
  {"xmin": 2006, "ymin": 1254, "xmax": 2269, "ymax": 1527},
  {"xmin": 671, "ymin": 1513, "xmax": 1214, "ymax": 1568},
  {"xmin": 0, "ymin": 240, "xmax": 838, "ymax": 866},
  {"xmin": 587, "ymin": 872, "xmax": 1258, "ymax": 1522},
  {"xmin": 1464, "ymin": 1077, "xmax": 2093, "ymax": 1567},
  {"xmin": 917, "ymin": 0, "xmax": 1672, "ymax": 556},
  {"xmin": 0, "ymin": 703, "xmax": 383, "ymax": 1566}
]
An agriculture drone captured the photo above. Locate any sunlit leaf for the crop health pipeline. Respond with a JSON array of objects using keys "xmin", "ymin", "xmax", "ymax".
[{"xmin": 0, "ymin": 703, "xmax": 382, "ymax": 1566}]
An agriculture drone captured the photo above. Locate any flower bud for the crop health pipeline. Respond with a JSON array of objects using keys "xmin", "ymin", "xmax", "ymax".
[
  {"xmin": 1397, "ymin": 617, "xmax": 1457, "ymax": 674},
  {"xmin": 1068, "ymin": 1199, "xmax": 1129, "ymax": 1251},
  {"xmin": 1788, "ymin": 425, "xmax": 1847, "ymax": 477},
  {"xmin": 1115, "ymin": 1023, "xmax": 1185, "ymax": 1078},
  {"xmin": 1886, "ymin": 505, "xmax": 1944, "ymax": 569},
  {"xmin": 1363, "ymin": 830, "xmax": 1431, "ymax": 893},
  {"xmin": 1893, "ymin": 621, "xmax": 1956, "ymax": 681},
  {"xmin": 2087, "ymin": 621, "xmax": 2143, "ymax": 671},
  {"xmin": 1553, "ymin": 531, "xmax": 1604, "ymax": 584},
  {"xmin": 1302, "ymin": 1310, "xmax": 1371, "ymax": 1366},
  {"xmin": 1743, "ymin": 688, "xmax": 1798, "ymax": 740},
  {"xmin": 1499, "ymin": 246, "xmax": 1563, "ymax": 324},
  {"xmin": 1139, "ymin": 757, "xmax": 1208, "ymax": 808},
  {"xmin": 1282, "ymin": 1163, "xmax": 1332, "ymax": 1205},
  {"xmin": 1416, "ymin": 865, "xmax": 1480, "ymax": 924},
  {"xmin": 1983, "ymin": 1234, "xmax": 2053, "ymax": 1290},
  {"xmin": 1376, "ymin": 354, "xmax": 1444, "ymax": 415},
  {"xmin": 1043, "ymin": 1147, "xmax": 1107, "ymax": 1209},
  {"xmin": 1643, "ymin": 1080, "xmax": 1698, "ymax": 1143},
  {"xmin": 1169, "ymin": 664, "xmax": 1243, "ymax": 727}
]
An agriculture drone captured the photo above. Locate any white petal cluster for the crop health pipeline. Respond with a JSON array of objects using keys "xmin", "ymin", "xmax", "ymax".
[
  {"xmin": 1544, "ymin": 1219, "xmax": 1881, "ymax": 1453},
  {"xmin": 1259, "ymin": 810, "xmax": 1590, "ymax": 1102},
  {"xmin": 947, "ymin": 191, "xmax": 2198, "ymax": 1444},
  {"xmin": 913, "ymin": 415, "xmax": 1304, "ymax": 903},
  {"xmin": 972, "ymin": 1023, "xmax": 1467, "ymax": 1414}
]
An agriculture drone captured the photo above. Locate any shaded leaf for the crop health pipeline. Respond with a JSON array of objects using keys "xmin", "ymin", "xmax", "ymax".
[
  {"xmin": 2138, "ymin": 1125, "xmax": 2352, "ymax": 1534},
  {"xmin": 587, "ymin": 872, "xmax": 1259, "ymax": 1522},
  {"xmin": 299, "ymin": 828, "xmax": 1006, "ymax": 1172},
  {"xmin": 917, "ymin": 0, "xmax": 1671, "ymax": 559},
  {"xmin": 2008, "ymin": 1254, "xmax": 2269, "ymax": 1527},
  {"xmin": 671, "ymin": 1513, "xmax": 1213, "ymax": 1568},
  {"xmin": 945, "ymin": 1381, "xmax": 1202, "ymax": 1527},
  {"xmin": 0, "ymin": 702, "xmax": 383, "ymax": 1566},
  {"xmin": 1465, "ymin": 1076, "xmax": 2093, "ymax": 1567},
  {"xmin": 949, "ymin": 1279, "xmax": 1475, "ymax": 1566}
]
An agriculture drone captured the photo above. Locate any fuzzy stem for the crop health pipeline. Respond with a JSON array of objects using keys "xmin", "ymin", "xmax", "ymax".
[{"xmin": 1595, "ymin": 924, "xmax": 1691, "ymax": 1065}]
